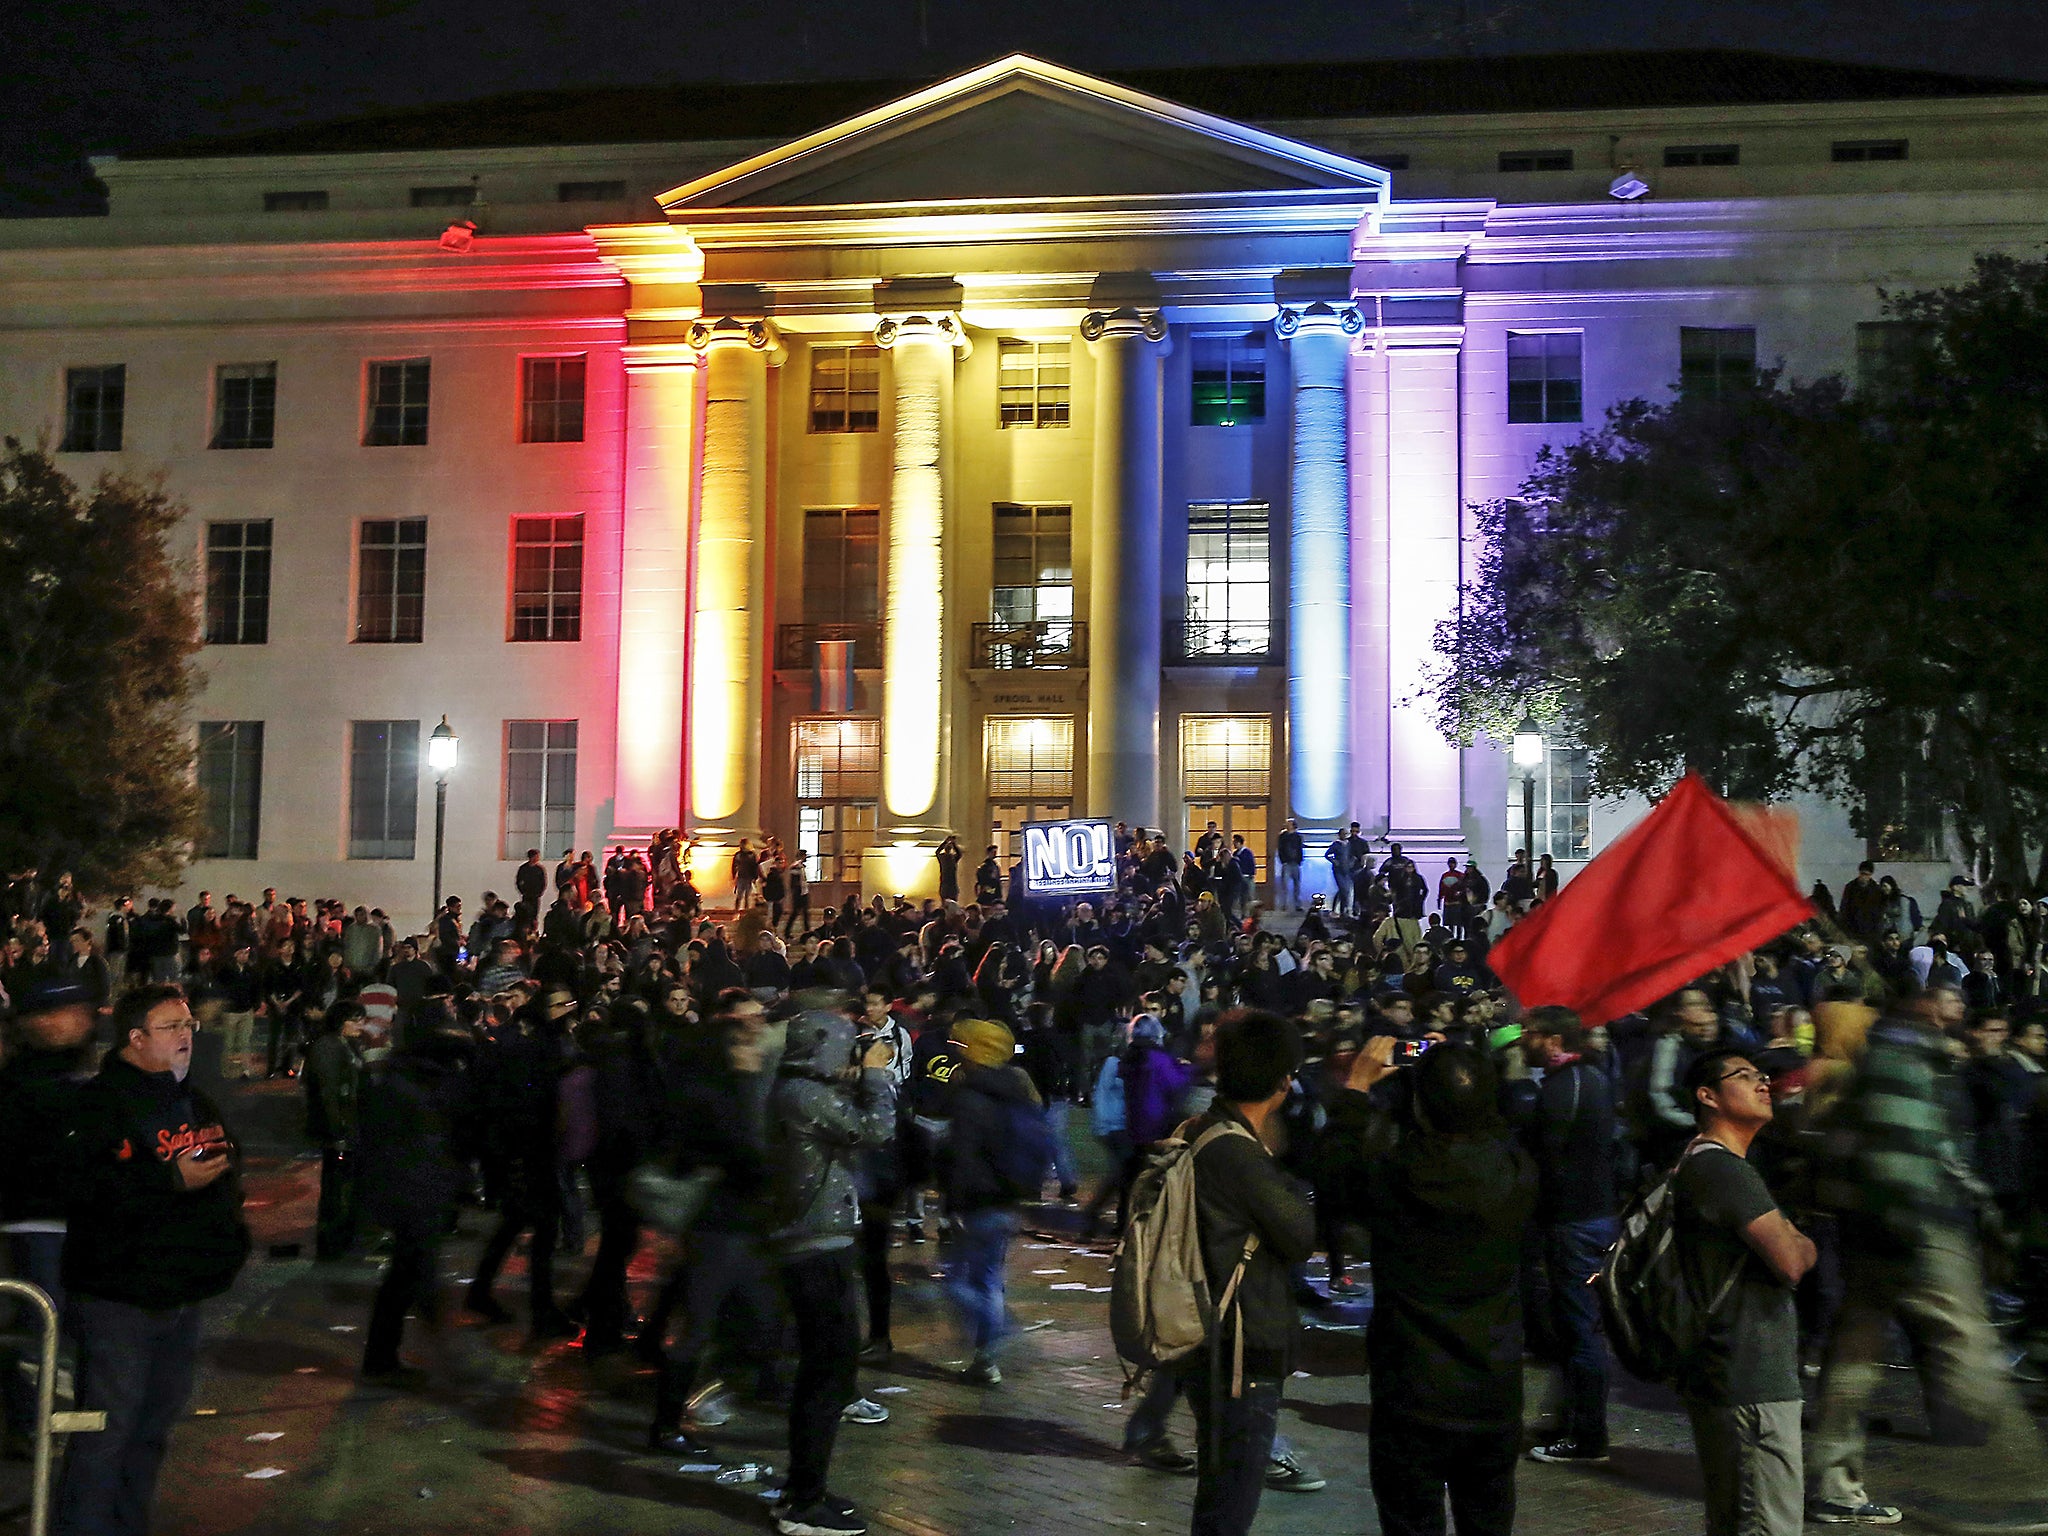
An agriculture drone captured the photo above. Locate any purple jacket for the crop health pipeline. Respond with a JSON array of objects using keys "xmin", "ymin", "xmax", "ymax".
[{"xmin": 1124, "ymin": 1043, "xmax": 1194, "ymax": 1145}]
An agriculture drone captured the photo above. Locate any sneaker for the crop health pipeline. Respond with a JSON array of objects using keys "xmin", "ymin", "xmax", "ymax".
[
  {"xmin": 1129, "ymin": 1439, "xmax": 1196, "ymax": 1473},
  {"xmin": 1265, "ymin": 1449, "xmax": 1327, "ymax": 1491},
  {"xmin": 840, "ymin": 1397, "xmax": 889, "ymax": 1425},
  {"xmin": 1809, "ymin": 1498, "xmax": 1904, "ymax": 1525},
  {"xmin": 686, "ymin": 1383, "xmax": 734, "ymax": 1428},
  {"xmin": 1528, "ymin": 1439, "xmax": 1609, "ymax": 1466},
  {"xmin": 962, "ymin": 1355, "xmax": 1002, "ymax": 1386},
  {"xmin": 645, "ymin": 1425, "xmax": 713, "ymax": 1457},
  {"xmin": 774, "ymin": 1495, "xmax": 868, "ymax": 1536},
  {"xmin": 1326, "ymin": 1273, "xmax": 1368, "ymax": 1299}
]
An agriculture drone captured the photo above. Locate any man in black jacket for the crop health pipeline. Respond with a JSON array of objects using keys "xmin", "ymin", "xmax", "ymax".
[
  {"xmin": 57, "ymin": 983, "xmax": 250, "ymax": 1536},
  {"xmin": 1183, "ymin": 1009, "xmax": 1317, "ymax": 1536},
  {"xmin": 1517, "ymin": 1007, "xmax": 1620, "ymax": 1467},
  {"xmin": 0, "ymin": 977, "xmax": 99, "ymax": 1451},
  {"xmin": 1328, "ymin": 1036, "xmax": 1538, "ymax": 1536}
]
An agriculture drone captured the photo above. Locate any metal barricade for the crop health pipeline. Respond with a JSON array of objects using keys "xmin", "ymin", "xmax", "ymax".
[{"xmin": 0, "ymin": 1279, "xmax": 103, "ymax": 1536}]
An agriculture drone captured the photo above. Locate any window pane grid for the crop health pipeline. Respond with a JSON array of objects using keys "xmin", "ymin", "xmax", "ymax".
[
  {"xmin": 204, "ymin": 520, "xmax": 272, "ymax": 645},
  {"xmin": 1179, "ymin": 716, "xmax": 1272, "ymax": 800},
  {"xmin": 62, "ymin": 366, "xmax": 125, "ymax": 453},
  {"xmin": 509, "ymin": 514, "xmax": 584, "ymax": 641},
  {"xmin": 998, "ymin": 340, "xmax": 1071, "ymax": 428},
  {"xmin": 1679, "ymin": 327, "xmax": 1757, "ymax": 400},
  {"xmin": 1506, "ymin": 332, "xmax": 1583, "ymax": 424},
  {"xmin": 197, "ymin": 721, "xmax": 263, "ymax": 859},
  {"xmin": 503, "ymin": 720, "xmax": 579, "ymax": 858},
  {"xmin": 356, "ymin": 518, "xmax": 427, "ymax": 643},
  {"xmin": 990, "ymin": 505, "xmax": 1073, "ymax": 625},
  {"xmin": 803, "ymin": 509, "xmax": 881, "ymax": 624},
  {"xmin": 984, "ymin": 717, "xmax": 1075, "ymax": 801},
  {"xmin": 365, "ymin": 359, "xmax": 430, "ymax": 446},
  {"xmin": 1506, "ymin": 745, "xmax": 1591, "ymax": 861},
  {"xmin": 348, "ymin": 720, "xmax": 419, "ymax": 860},
  {"xmin": 794, "ymin": 718, "xmax": 882, "ymax": 800},
  {"xmin": 521, "ymin": 355, "xmax": 586, "ymax": 443},
  {"xmin": 1190, "ymin": 332, "xmax": 1266, "ymax": 426},
  {"xmin": 212, "ymin": 363, "xmax": 277, "ymax": 449},
  {"xmin": 808, "ymin": 345, "xmax": 880, "ymax": 433},
  {"xmin": 1184, "ymin": 501, "xmax": 1272, "ymax": 657}
]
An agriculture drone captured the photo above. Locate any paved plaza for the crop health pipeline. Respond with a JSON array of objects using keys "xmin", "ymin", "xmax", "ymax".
[{"xmin": 2, "ymin": 1078, "xmax": 2041, "ymax": 1536}]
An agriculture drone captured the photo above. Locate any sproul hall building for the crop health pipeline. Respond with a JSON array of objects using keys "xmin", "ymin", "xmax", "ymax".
[{"xmin": 3, "ymin": 51, "xmax": 2044, "ymax": 924}]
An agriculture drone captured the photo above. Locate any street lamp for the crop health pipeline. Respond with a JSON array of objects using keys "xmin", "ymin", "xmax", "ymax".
[
  {"xmin": 1512, "ymin": 714, "xmax": 1544, "ymax": 884},
  {"xmin": 428, "ymin": 716, "xmax": 458, "ymax": 918}
]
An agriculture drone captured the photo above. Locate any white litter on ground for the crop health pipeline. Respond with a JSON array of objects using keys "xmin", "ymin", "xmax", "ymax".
[
  {"xmin": 678, "ymin": 1463, "xmax": 721, "ymax": 1474},
  {"xmin": 1049, "ymin": 1283, "xmax": 1088, "ymax": 1290},
  {"xmin": 1032, "ymin": 1269, "xmax": 1067, "ymax": 1275},
  {"xmin": 870, "ymin": 1386, "xmax": 909, "ymax": 1395},
  {"xmin": 244, "ymin": 1467, "xmax": 287, "ymax": 1480},
  {"xmin": 245, "ymin": 1432, "xmax": 285, "ymax": 1443}
]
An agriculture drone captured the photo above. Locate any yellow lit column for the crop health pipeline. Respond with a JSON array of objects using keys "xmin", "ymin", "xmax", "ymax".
[
  {"xmin": 615, "ymin": 344, "xmax": 699, "ymax": 830},
  {"xmin": 685, "ymin": 317, "xmax": 780, "ymax": 895},
  {"xmin": 868, "ymin": 312, "xmax": 967, "ymax": 899},
  {"xmin": 1082, "ymin": 306, "xmax": 1170, "ymax": 830}
]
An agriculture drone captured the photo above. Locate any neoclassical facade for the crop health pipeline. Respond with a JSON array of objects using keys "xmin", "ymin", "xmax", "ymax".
[{"xmin": 3, "ymin": 53, "xmax": 2045, "ymax": 923}]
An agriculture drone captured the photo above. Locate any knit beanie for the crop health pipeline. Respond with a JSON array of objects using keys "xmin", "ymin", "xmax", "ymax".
[{"xmin": 950, "ymin": 1018, "xmax": 1016, "ymax": 1069}]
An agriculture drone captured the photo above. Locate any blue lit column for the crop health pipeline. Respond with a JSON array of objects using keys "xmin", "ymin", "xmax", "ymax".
[
  {"xmin": 1278, "ymin": 301, "xmax": 1360, "ymax": 833},
  {"xmin": 1082, "ymin": 306, "xmax": 1170, "ymax": 830}
]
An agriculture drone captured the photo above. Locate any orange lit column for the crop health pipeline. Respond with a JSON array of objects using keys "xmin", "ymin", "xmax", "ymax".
[
  {"xmin": 685, "ymin": 317, "xmax": 780, "ymax": 895},
  {"xmin": 867, "ymin": 312, "xmax": 966, "ymax": 899},
  {"xmin": 614, "ymin": 343, "xmax": 700, "ymax": 830}
]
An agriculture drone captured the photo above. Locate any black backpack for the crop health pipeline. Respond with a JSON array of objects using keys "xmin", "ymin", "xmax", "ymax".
[{"xmin": 1597, "ymin": 1138, "xmax": 1744, "ymax": 1385}]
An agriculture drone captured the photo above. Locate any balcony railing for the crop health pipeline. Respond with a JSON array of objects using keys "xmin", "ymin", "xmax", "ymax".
[
  {"xmin": 971, "ymin": 620, "xmax": 1088, "ymax": 669},
  {"xmin": 1178, "ymin": 620, "xmax": 1273, "ymax": 661},
  {"xmin": 775, "ymin": 622, "xmax": 882, "ymax": 670}
]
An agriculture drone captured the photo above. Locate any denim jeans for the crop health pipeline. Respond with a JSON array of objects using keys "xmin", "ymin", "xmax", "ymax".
[
  {"xmin": 1369, "ymin": 1408, "xmax": 1518, "ymax": 1536},
  {"xmin": 56, "ymin": 1294, "xmax": 204, "ymax": 1536},
  {"xmin": 1544, "ymin": 1215, "xmax": 1618, "ymax": 1452},
  {"xmin": 1182, "ymin": 1354, "xmax": 1282, "ymax": 1536},
  {"xmin": 1276, "ymin": 863, "xmax": 1303, "ymax": 911},
  {"xmin": 945, "ymin": 1207, "xmax": 1019, "ymax": 1354},
  {"xmin": 1043, "ymin": 1099, "xmax": 1077, "ymax": 1194}
]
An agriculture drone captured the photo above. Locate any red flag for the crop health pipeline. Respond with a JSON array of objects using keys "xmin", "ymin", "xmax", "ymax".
[{"xmin": 1487, "ymin": 772, "xmax": 1813, "ymax": 1026}]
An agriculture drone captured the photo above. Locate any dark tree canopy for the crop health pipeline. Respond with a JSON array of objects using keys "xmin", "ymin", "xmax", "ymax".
[
  {"xmin": 0, "ymin": 442, "xmax": 203, "ymax": 898},
  {"xmin": 1430, "ymin": 253, "xmax": 2048, "ymax": 886}
]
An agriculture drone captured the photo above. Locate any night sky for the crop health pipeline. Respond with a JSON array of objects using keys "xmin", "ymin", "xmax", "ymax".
[{"xmin": 5, "ymin": 0, "xmax": 2039, "ymax": 215}]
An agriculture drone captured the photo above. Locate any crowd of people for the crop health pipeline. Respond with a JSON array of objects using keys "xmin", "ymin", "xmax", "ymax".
[{"xmin": 0, "ymin": 835, "xmax": 2042, "ymax": 1536}]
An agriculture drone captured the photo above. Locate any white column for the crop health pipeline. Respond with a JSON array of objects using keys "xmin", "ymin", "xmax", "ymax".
[
  {"xmin": 614, "ymin": 344, "xmax": 699, "ymax": 830},
  {"xmin": 1082, "ymin": 307, "xmax": 1170, "ymax": 831},
  {"xmin": 685, "ymin": 317, "xmax": 780, "ymax": 867}
]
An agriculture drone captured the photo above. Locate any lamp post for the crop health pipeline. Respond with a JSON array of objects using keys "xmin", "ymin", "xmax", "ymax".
[
  {"xmin": 428, "ymin": 716, "xmax": 459, "ymax": 919},
  {"xmin": 1512, "ymin": 714, "xmax": 1544, "ymax": 884}
]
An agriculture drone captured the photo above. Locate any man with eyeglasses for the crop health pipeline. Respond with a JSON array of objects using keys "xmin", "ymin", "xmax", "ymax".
[
  {"xmin": 56, "ymin": 983, "xmax": 251, "ymax": 1536},
  {"xmin": 1670, "ymin": 1045, "xmax": 1816, "ymax": 1536}
]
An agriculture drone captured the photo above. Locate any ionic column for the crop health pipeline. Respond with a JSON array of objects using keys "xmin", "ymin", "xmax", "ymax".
[
  {"xmin": 614, "ymin": 343, "xmax": 700, "ymax": 830},
  {"xmin": 1277, "ymin": 302, "xmax": 1360, "ymax": 835},
  {"xmin": 1082, "ymin": 306, "xmax": 1170, "ymax": 830},
  {"xmin": 685, "ymin": 317, "xmax": 780, "ymax": 874}
]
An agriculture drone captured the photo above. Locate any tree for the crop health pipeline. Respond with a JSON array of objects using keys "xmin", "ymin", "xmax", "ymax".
[
  {"xmin": 0, "ymin": 441, "xmax": 203, "ymax": 898},
  {"xmin": 1429, "ymin": 254, "xmax": 2048, "ymax": 887}
]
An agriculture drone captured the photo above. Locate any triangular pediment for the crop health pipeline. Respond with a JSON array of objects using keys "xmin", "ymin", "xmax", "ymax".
[{"xmin": 661, "ymin": 55, "xmax": 1388, "ymax": 211}]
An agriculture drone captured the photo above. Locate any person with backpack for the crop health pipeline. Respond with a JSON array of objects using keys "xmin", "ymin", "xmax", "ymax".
[
  {"xmin": 1671, "ymin": 1046, "xmax": 1817, "ymax": 1536},
  {"xmin": 942, "ymin": 1018, "xmax": 1048, "ymax": 1385}
]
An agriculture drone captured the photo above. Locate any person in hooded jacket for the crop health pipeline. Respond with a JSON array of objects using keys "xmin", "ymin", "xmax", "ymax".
[
  {"xmin": 762, "ymin": 997, "xmax": 897, "ymax": 1536},
  {"xmin": 357, "ymin": 1022, "xmax": 476, "ymax": 1380},
  {"xmin": 570, "ymin": 1000, "xmax": 669, "ymax": 1354},
  {"xmin": 942, "ymin": 1018, "xmax": 1040, "ymax": 1385},
  {"xmin": 1327, "ymin": 1036, "xmax": 1539, "ymax": 1536}
]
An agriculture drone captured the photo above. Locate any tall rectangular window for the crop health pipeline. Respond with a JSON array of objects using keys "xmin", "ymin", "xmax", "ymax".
[
  {"xmin": 794, "ymin": 718, "xmax": 882, "ymax": 886},
  {"xmin": 1190, "ymin": 332, "xmax": 1266, "ymax": 426},
  {"xmin": 364, "ymin": 359, "xmax": 430, "ymax": 446},
  {"xmin": 802, "ymin": 509, "xmax": 880, "ymax": 625},
  {"xmin": 197, "ymin": 722, "xmax": 263, "ymax": 860},
  {"xmin": 1506, "ymin": 332, "xmax": 1583, "ymax": 424},
  {"xmin": 1184, "ymin": 501, "xmax": 1271, "ymax": 658},
  {"xmin": 1507, "ymin": 745, "xmax": 1591, "ymax": 861},
  {"xmin": 509, "ymin": 515, "xmax": 584, "ymax": 641},
  {"xmin": 212, "ymin": 362, "xmax": 276, "ymax": 449},
  {"xmin": 1856, "ymin": 320, "xmax": 1927, "ymax": 395},
  {"xmin": 1180, "ymin": 715, "xmax": 1272, "ymax": 872},
  {"xmin": 355, "ymin": 518, "xmax": 427, "ymax": 643},
  {"xmin": 61, "ymin": 366, "xmax": 125, "ymax": 453},
  {"xmin": 808, "ymin": 345, "xmax": 881, "ymax": 433},
  {"xmin": 991, "ymin": 505, "xmax": 1073, "ymax": 626},
  {"xmin": 985, "ymin": 717, "xmax": 1075, "ymax": 861},
  {"xmin": 520, "ymin": 355, "xmax": 586, "ymax": 443},
  {"xmin": 503, "ymin": 721, "xmax": 578, "ymax": 859},
  {"xmin": 1832, "ymin": 139, "xmax": 1908, "ymax": 162},
  {"xmin": 1679, "ymin": 326, "xmax": 1757, "ymax": 399},
  {"xmin": 348, "ymin": 720, "xmax": 419, "ymax": 860},
  {"xmin": 1663, "ymin": 144, "xmax": 1739, "ymax": 167},
  {"xmin": 204, "ymin": 520, "xmax": 272, "ymax": 645},
  {"xmin": 998, "ymin": 339, "xmax": 1070, "ymax": 428},
  {"xmin": 1499, "ymin": 149, "xmax": 1573, "ymax": 172}
]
